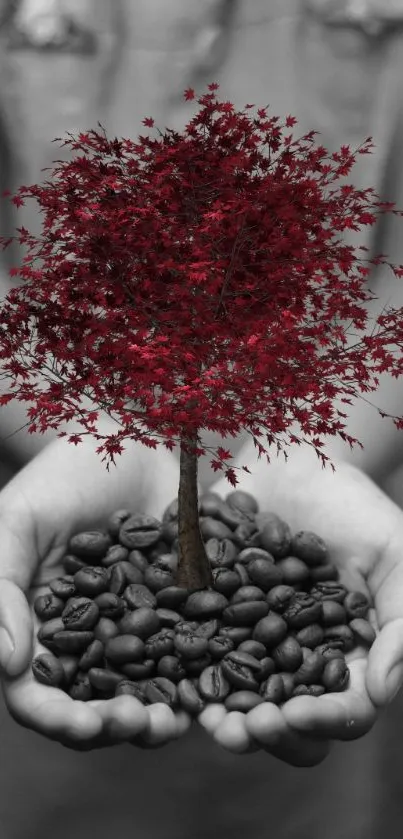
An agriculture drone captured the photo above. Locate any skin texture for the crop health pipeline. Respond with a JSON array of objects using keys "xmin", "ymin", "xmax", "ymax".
[{"xmin": 1, "ymin": 429, "xmax": 403, "ymax": 764}]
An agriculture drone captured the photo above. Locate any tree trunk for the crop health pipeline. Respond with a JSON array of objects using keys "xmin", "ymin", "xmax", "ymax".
[{"xmin": 175, "ymin": 432, "xmax": 213, "ymax": 590}]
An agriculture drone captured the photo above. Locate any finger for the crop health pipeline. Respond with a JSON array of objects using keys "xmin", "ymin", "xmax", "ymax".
[
  {"xmin": 245, "ymin": 703, "xmax": 331, "ymax": 767},
  {"xmin": 129, "ymin": 703, "xmax": 178, "ymax": 747},
  {"xmin": 282, "ymin": 659, "xmax": 377, "ymax": 740},
  {"xmin": 198, "ymin": 703, "xmax": 227, "ymax": 735},
  {"xmin": 86, "ymin": 696, "xmax": 148, "ymax": 743},
  {"xmin": 366, "ymin": 618, "xmax": 403, "ymax": 706},
  {"xmin": 0, "ymin": 580, "xmax": 32, "ymax": 677},
  {"xmin": 211, "ymin": 711, "xmax": 255, "ymax": 754}
]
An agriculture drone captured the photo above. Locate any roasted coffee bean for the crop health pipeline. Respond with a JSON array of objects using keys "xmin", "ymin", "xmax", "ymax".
[
  {"xmin": 58, "ymin": 654, "xmax": 79, "ymax": 686},
  {"xmin": 199, "ymin": 494, "xmax": 223, "ymax": 518},
  {"xmin": 49, "ymin": 576, "xmax": 77, "ymax": 600},
  {"xmin": 290, "ymin": 531, "xmax": 328, "ymax": 566},
  {"xmin": 231, "ymin": 585, "xmax": 266, "ymax": 605},
  {"xmin": 88, "ymin": 667, "xmax": 123, "ymax": 692},
  {"xmin": 321, "ymin": 600, "xmax": 347, "ymax": 626},
  {"xmin": 93, "ymin": 592, "xmax": 126, "ymax": 620},
  {"xmin": 309, "ymin": 563, "xmax": 338, "ymax": 582},
  {"xmin": 195, "ymin": 619, "xmax": 221, "ymax": 640},
  {"xmin": 153, "ymin": 553, "xmax": 177, "ymax": 574},
  {"xmin": 218, "ymin": 626, "xmax": 252, "ymax": 644},
  {"xmin": 237, "ymin": 547, "xmax": 275, "ymax": 566},
  {"xmin": 256, "ymin": 656, "xmax": 276, "ymax": 680},
  {"xmin": 155, "ymin": 586, "xmax": 189, "ymax": 610},
  {"xmin": 232, "ymin": 521, "xmax": 260, "ymax": 549},
  {"xmin": 293, "ymin": 684, "xmax": 325, "ymax": 697},
  {"xmin": 183, "ymin": 590, "xmax": 229, "ymax": 620},
  {"xmin": 223, "ymin": 601, "xmax": 269, "ymax": 627},
  {"xmin": 155, "ymin": 608, "xmax": 182, "ymax": 628},
  {"xmin": 69, "ymin": 672, "xmax": 93, "ymax": 701},
  {"xmin": 69, "ymin": 530, "xmax": 112, "ymax": 561},
  {"xmin": 34, "ymin": 593, "xmax": 65, "ymax": 621},
  {"xmin": 212, "ymin": 568, "xmax": 242, "ymax": 597},
  {"xmin": 145, "ymin": 630, "xmax": 175, "ymax": 660},
  {"xmin": 119, "ymin": 514, "xmax": 162, "ymax": 550},
  {"xmin": 93, "ymin": 617, "xmax": 119, "ymax": 643},
  {"xmin": 293, "ymin": 651, "xmax": 326, "ymax": 685},
  {"xmin": 323, "ymin": 625, "xmax": 354, "ymax": 652},
  {"xmin": 226, "ymin": 490, "xmax": 259, "ymax": 516},
  {"xmin": 199, "ymin": 665, "xmax": 231, "ymax": 701},
  {"xmin": 118, "ymin": 607, "xmax": 160, "ymax": 639},
  {"xmin": 161, "ymin": 520, "xmax": 178, "ymax": 543},
  {"xmin": 74, "ymin": 566, "xmax": 110, "ymax": 597},
  {"xmin": 115, "ymin": 562, "xmax": 144, "ymax": 586},
  {"xmin": 200, "ymin": 517, "xmax": 233, "ymax": 542},
  {"xmin": 101, "ymin": 544, "xmax": 130, "ymax": 567},
  {"xmin": 252, "ymin": 613, "xmax": 288, "ymax": 648},
  {"xmin": 63, "ymin": 555, "xmax": 89, "ymax": 574},
  {"xmin": 37, "ymin": 617, "xmax": 65, "ymax": 648},
  {"xmin": 157, "ymin": 656, "xmax": 187, "ymax": 682},
  {"xmin": 107, "ymin": 508, "xmax": 132, "ymax": 539},
  {"xmin": 315, "ymin": 643, "xmax": 345, "ymax": 662},
  {"xmin": 237, "ymin": 640, "xmax": 267, "ymax": 660},
  {"xmin": 247, "ymin": 558, "xmax": 283, "ymax": 592},
  {"xmin": 121, "ymin": 660, "xmax": 156, "ymax": 679},
  {"xmin": 123, "ymin": 584, "xmax": 157, "ymax": 611},
  {"xmin": 225, "ymin": 691, "xmax": 264, "ymax": 712},
  {"xmin": 177, "ymin": 678, "xmax": 205, "ymax": 715},
  {"xmin": 266, "ymin": 585, "xmax": 295, "ymax": 613},
  {"xmin": 282, "ymin": 594, "xmax": 322, "ymax": 629},
  {"xmin": 185, "ymin": 654, "xmax": 213, "ymax": 676},
  {"xmin": 349, "ymin": 618, "xmax": 376, "ymax": 646},
  {"xmin": 105, "ymin": 634, "xmax": 145, "ymax": 664},
  {"xmin": 322, "ymin": 658, "xmax": 350, "ymax": 692},
  {"xmin": 32, "ymin": 653, "xmax": 65, "ymax": 687},
  {"xmin": 233, "ymin": 562, "xmax": 250, "ymax": 586},
  {"xmin": 310, "ymin": 581, "xmax": 347, "ymax": 603},
  {"xmin": 259, "ymin": 513, "xmax": 292, "ymax": 559},
  {"xmin": 276, "ymin": 557, "xmax": 310, "ymax": 585},
  {"xmin": 144, "ymin": 565, "xmax": 175, "ymax": 593},
  {"xmin": 279, "ymin": 672, "xmax": 295, "ymax": 700},
  {"xmin": 344, "ymin": 591, "xmax": 370, "ymax": 620},
  {"xmin": 260, "ymin": 674, "xmax": 285, "ymax": 704},
  {"xmin": 215, "ymin": 501, "xmax": 250, "ymax": 531},
  {"xmin": 127, "ymin": 549, "xmax": 149, "ymax": 573},
  {"xmin": 295, "ymin": 624, "xmax": 325, "ymax": 649},
  {"xmin": 115, "ymin": 680, "xmax": 146, "ymax": 702},
  {"xmin": 272, "ymin": 636, "xmax": 303, "ymax": 671},
  {"xmin": 62, "ymin": 598, "xmax": 99, "ymax": 631},
  {"xmin": 145, "ymin": 677, "xmax": 177, "ymax": 707},
  {"xmin": 52, "ymin": 631, "xmax": 94, "ymax": 654},
  {"xmin": 224, "ymin": 650, "xmax": 262, "ymax": 673},
  {"xmin": 205, "ymin": 538, "xmax": 238, "ymax": 569},
  {"xmin": 108, "ymin": 564, "xmax": 128, "ymax": 596},
  {"xmin": 175, "ymin": 621, "xmax": 200, "ymax": 635},
  {"xmin": 208, "ymin": 636, "xmax": 235, "ymax": 660},
  {"xmin": 221, "ymin": 658, "xmax": 259, "ymax": 692},
  {"xmin": 174, "ymin": 633, "xmax": 209, "ymax": 660},
  {"xmin": 78, "ymin": 639, "xmax": 104, "ymax": 671}
]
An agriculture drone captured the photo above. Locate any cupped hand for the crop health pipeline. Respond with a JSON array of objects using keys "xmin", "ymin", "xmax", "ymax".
[
  {"xmin": 0, "ymin": 428, "xmax": 191, "ymax": 750},
  {"xmin": 201, "ymin": 440, "xmax": 403, "ymax": 765}
]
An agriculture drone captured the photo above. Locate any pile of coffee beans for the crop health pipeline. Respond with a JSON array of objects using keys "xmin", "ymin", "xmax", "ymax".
[{"xmin": 32, "ymin": 490, "xmax": 375, "ymax": 715}]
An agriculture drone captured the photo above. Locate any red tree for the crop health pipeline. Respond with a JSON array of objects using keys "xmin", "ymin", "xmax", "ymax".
[{"xmin": 1, "ymin": 83, "xmax": 403, "ymax": 590}]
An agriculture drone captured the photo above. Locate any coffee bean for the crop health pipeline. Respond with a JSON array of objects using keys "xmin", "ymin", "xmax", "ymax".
[
  {"xmin": 233, "ymin": 562, "xmax": 250, "ymax": 586},
  {"xmin": 185, "ymin": 655, "xmax": 213, "ymax": 676},
  {"xmin": 266, "ymin": 585, "xmax": 295, "ymax": 613},
  {"xmin": 282, "ymin": 594, "xmax": 322, "ymax": 629},
  {"xmin": 272, "ymin": 636, "xmax": 303, "ymax": 671},
  {"xmin": 121, "ymin": 660, "xmax": 156, "ymax": 679},
  {"xmin": 205, "ymin": 538, "xmax": 238, "ymax": 569},
  {"xmin": 101, "ymin": 544, "xmax": 130, "ymax": 568},
  {"xmin": 259, "ymin": 513, "xmax": 292, "ymax": 559},
  {"xmin": 155, "ymin": 586, "xmax": 189, "ymax": 610},
  {"xmin": 37, "ymin": 617, "xmax": 65, "ymax": 651},
  {"xmin": 199, "ymin": 495, "xmax": 224, "ymax": 519},
  {"xmin": 276, "ymin": 557, "xmax": 310, "ymax": 585},
  {"xmin": 157, "ymin": 655, "xmax": 187, "ymax": 682},
  {"xmin": 105, "ymin": 634, "xmax": 145, "ymax": 664},
  {"xmin": 225, "ymin": 691, "xmax": 264, "ymax": 712},
  {"xmin": 115, "ymin": 562, "xmax": 144, "ymax": 586},
  {"xmin": 58, "ymin": 654, "xmax": 79, "ymax": 686},
  {"xmin": 315, "ymin": 643, "xmax": 345, "ymax": 662},
  {"xmin": 34, "ymin": 593, "xmax": 65, "ymax": 621},
  {"xmin": 117, "ymin": 514, "xmax": 162, "ymax": 550},
  {"xmin": 127, "ymin": 549, "xmax": 149, "ymax": 573},
  {"xmin": 232, "ymin": 521, "xmax": 260, "ymax": 549},
  {"xmin": 118, "ymin": 607, "xmax": 160, "ymax": 639},
  {"xmin": 175, "ymin": 621, "xmax": 199, "ymax": 635},
  {"xmin": 198, "ymin": 665, "xmax": 231, "ymax": 701},
  {"xmin": 32, "ymin": 653, "xmax": 65, "ymax": 687},
  {"xmin": 252, "ymin": 613, "xmax": 288, "ymax": 647},
  {"xmin": 237, "ymin": 547, "xmax": 275, "ymax": 567},
  {"xmin": 309, "ymin": 564, "xmax": 338, "ymax": 582},
  {"xmin": 231, "ymin": 585, "xmax": 266, "ymax": 605},
  {"xmin": 93, "ymin": 592, "xmax": 126, "ymax": 620},
  {"xmin": 53, "ymin": 631, "xmax": 94, "ymax": 654},
  {"xmin": 322, "ymin": 658, "xmax": 350, "ymax": 692},
  {"xmin": 123, "ymin": 584, "xmax": 157, "ymax": 610},
  {"xmin": 69, "ymin": 531, "xmax": 112, "ymax": 561},
  {"xmin": 62, "ymin": 597, "xmax": 99, "ymax": 631},
  {"xmin": 344, "ymin": 591, "xmax": 370, "ymax": 620},
  {"xmin": 195, "ymin": 619, "xmax": 221, "ymax": 640},
  {"xmin": 310, "ymin": 582, "xmax": 347, "ymax": 603},
  {"xmin": 115, "ymin": 680, "xmax": 146, "ymax": 701},
  {"xmin": 145, "ymin": 630, "xmax": 175, "ymax": 660},
  {"xmin": 177, "ymin": 678, "xmax": 205, "ymax": 715},
  {"xmin": 260, "ymin": 673, "xmax": 285, "ymax": 704},
  {"xmin": 93, "ymin": 617, "xmax": 119, "ymax": 644},
  {"xmin": 161, "ymin": 520, "xmax": 178, "ymax": 544},
  {"xmin": 247, "ymin": 558, "xmax": 283, "ymax": 592},
  {"xmin": 78, "ymin": 639, "xmax": 104, "ymax": 671},
  {"xmin": 290, "ymin": 531, "xmax": 328, "ymax": 566},
  {"xmin": 279, "ymin": 672, "xmax": 295, "ymax": 700},
  {"xmin": 293, "ymin": 651, "xmax": 326, "ymax": 685},
  {"xmin": 69, "ymin": 672, "xmax": 93, "ymax": 701},
  {"xmin": 200, "ymin": 517, "xmax": 233, "ymax": 541},
  {"xmin": 226, "ymin": 490, "xmax": 259, "ymax": 516},
  {"xmin": 63, "ymin": 555, "xmax": 89, "ymax": 574},
  {"xmin": 223, "ymin": 601, "xmax": 269, "ymax": 627},
  {"xmin": 88, "ymin": 667, "xmax": 123, "ymax": 692},
  {"xmin": 219, "ymin": 501, "xmax": 254, "ymax": 531},
  {"xmin": 107, "ymin": 509, "xmax": 132, "ymax": 539},
  {"xmin": 208, "ymin": 636, "xmax": 235, "ymax": 660},
  {"xmin": 153, "ymin": 553, "xmax": 177, "ymax": 574},
  {"xmin": 221, "ymin": 658, "xmax": 259, "ymax": 692},
  {"xmin": 155, "ymin": 608, "xmax": 182, "ymax": 628},
  {"xmin": 218, "ymin": 626, "xmax": 252, "ymax": 644},
  {"xmin": 144, "ymin": 565, "xmax": 175, "ymax": 593},
  {"xmin": 256, "ymin": 655, "xmax": 276, "ymax": 679},
  {"xmin": 183, "ymin": 590, "xmax": 229, "ymax": 620},
  {"xmin": 74, "ymin": 566, "xmax": 110, "ymax": 597},
  {"xmin": 295, "ymin": 624, "xmax": 325, "ymax": 649},
  {"xmin": 237, "ymin": 640, "xmax": 267, "ymax": 660},
  {"xmin": 108, "ymin": 564, "xmax": 127, "ymax": 596},
  {"xmin": 145, "ymin": 677, "xmax": 178, "ymax": 707},
  {"xmin": 293, "ymin": 684, "xmax": 325, "ymax": 697},
  {"xmin": 321, "ymin": 600, "xmax": 347, "ymax": 626},
  {"xmin": 349, "ymin": 618, "xmax": 376, "ymax": 646},
  {"xmin": 323, "ymin": 624, "xmax": 354, "ymax": 653},
  {"xmin": 49, "ymin": 576, "xmax": 77, "ymax": 600},
  {"xmin": 224, "ymin": 650, "xmax": 262, "ymax": 673},
  {"xmin": 174, "ymin": 633, "xmax": 209, "ymax": 660},
  {"xmin": 212, "ymin": 568, "xmax": 242, "ymax": 597}
]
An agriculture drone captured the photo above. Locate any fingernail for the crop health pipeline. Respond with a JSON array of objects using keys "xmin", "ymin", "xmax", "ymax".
[{"xmin": 386, "ymin": 663, "xmax": 403, "ymax": 702}]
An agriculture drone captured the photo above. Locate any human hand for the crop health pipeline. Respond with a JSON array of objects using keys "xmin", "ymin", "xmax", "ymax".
[
  {"xmin": 199, "ymin": 441, "xmax": 403, "ymax": 765},
  {"xmin": 0, "ymin": 429, "xmax": 191, "ymax": 750}
]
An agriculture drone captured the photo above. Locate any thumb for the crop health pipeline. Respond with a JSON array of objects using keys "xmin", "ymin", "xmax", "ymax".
[
  {"xmin": 366, "ymin": 534, "xmax": 403, "ymax": 706},
  {"xmin": 0, "ymin": 579, "xmax": 33, "ymax": 677}
]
